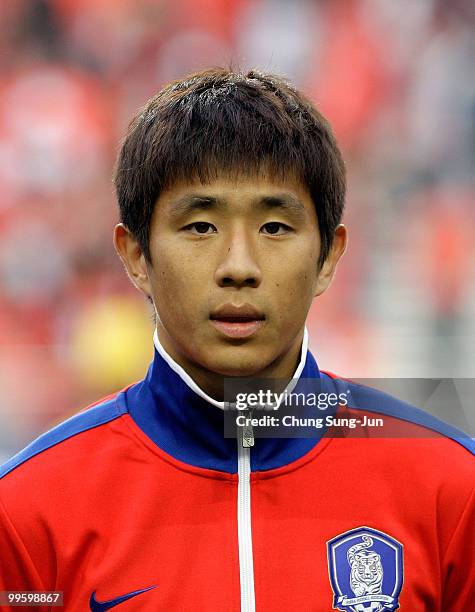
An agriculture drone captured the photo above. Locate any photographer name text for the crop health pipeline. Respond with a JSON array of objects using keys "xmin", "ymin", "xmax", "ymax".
[{"xmin": 235, "ymin": 414, "xmax": 384, "ymax": 429}]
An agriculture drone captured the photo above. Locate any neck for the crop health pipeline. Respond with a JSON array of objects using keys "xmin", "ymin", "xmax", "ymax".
[{"xmin": 153, "ymin": 325, "xmax": 309, "ymax": 403}]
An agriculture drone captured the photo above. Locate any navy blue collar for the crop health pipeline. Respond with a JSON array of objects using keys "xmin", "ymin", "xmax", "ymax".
[{"xmin": 124, "ymin": 331, "xmax": 328, "ymax": 473}]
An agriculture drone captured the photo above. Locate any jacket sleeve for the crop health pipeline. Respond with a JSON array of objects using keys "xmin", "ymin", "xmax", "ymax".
[
  {"xmin": 0, "ymin": 494, "xmax": 46, "ymax": 611},
  {"xmin": 442, "ymin": 485, "xmax": 475, "ymax": 611}
]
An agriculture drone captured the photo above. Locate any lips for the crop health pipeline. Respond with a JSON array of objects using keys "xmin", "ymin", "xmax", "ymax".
[{"xmin": 210, "ymin": 303, "xmax": 265, "ymax": 338}]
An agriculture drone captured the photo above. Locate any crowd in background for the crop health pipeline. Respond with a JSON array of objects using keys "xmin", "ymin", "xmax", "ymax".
[{"xmin": 0, "ymin": 0, "xmax": 474, "ymax": 458}]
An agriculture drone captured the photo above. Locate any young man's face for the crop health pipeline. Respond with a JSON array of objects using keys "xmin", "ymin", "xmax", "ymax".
[{"xmin": 115, "ymin": 171, "xmax": 346, "ymax": 389}]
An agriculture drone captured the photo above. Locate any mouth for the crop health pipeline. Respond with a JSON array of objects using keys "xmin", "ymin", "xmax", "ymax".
[{"xmin": 210, "ymin": 304, "xmax": 265, "ymax": 339}]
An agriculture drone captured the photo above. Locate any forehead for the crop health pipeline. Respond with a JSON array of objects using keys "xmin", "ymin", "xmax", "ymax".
[{"xmin": 155, "ymin": 170, "xmax": 316, "ymax": 218}]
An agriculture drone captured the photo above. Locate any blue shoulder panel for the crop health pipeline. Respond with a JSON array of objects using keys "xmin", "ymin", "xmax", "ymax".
[
  {"xmin": 0, "ymin": 395, "xmax": 126, "ymax": 479},
  {"xmin": 336, "ymin": 377, "xmax": 475, "ymax": 456}
]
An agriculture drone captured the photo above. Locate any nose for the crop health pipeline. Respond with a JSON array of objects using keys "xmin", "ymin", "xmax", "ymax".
[{"xmin": 214, "ymin": 229, "xmax": 262, "ymax": 288}]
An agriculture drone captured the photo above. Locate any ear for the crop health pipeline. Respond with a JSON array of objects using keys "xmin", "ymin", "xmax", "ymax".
[
  {"xmin": 314, "ymin": 224, "xmax": 348, "ymax": 297},
  {"xmin": 113, "ymin": 223, "xmax": 152, "ymax": 297}
]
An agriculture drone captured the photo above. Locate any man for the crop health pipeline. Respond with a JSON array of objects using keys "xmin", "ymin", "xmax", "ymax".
[{"xmin": 0, "ymin": 68, "xmax": 473, "ymax": 611}]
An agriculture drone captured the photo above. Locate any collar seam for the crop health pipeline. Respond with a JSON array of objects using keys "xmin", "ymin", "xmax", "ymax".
[{"xmin": 153, "ymin": 326, "xmax": 310, "ymax": 409}]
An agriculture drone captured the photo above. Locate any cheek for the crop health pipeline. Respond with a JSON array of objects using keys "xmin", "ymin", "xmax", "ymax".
[
  {"xmin": 273, "ymin": 274, "xmax": 315, "ymax": 330},
  {"xmin": 270, "ymin": 247, "xmax": 318, "ymax": 307},
  {"xmin": 154, "ymin": 259, "xmax": 189, "ymax": 293},
  {"xmin": 148, "ymin": 242, "xmax": 216, "ymax": 336},
  {"xmin": 151, "ymin": 238, "xmax": 203, "ymax": 290}
]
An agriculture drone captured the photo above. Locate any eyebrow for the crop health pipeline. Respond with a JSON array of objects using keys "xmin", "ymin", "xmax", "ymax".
[
  {"xmin": 168, "ymin": 193, "xmax": 307, "ymax": 221},
  {"xmin": 168, "ymin": 196, "xmax": 221, "ymax": 219},
  {"xmin": 259, "ymin": 194, "xmax": 307, "ymax": 220}
]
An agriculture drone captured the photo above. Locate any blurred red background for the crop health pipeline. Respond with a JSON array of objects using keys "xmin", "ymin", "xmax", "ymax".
[{"xmin": 0, "ymin": 0, "xmax": 474, "ymax": 458}]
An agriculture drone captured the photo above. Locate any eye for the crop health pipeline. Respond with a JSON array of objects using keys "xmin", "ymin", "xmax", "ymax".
[
  {"xmin": 261, "ymin": 222, "xmax": 292, "ymax": 235},
  {"xmin": 184, "ymin": 222, "xmax": 217, "ymax": 235}
]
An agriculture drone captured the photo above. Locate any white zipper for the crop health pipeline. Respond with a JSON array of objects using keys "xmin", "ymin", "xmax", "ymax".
[
  {"xmin": 152, "ymin": 326, "xmax": 310, "ymax": 612},
  {"xmin": 237, "ymin": 429, "xmax": 256, "ymax": 612}
]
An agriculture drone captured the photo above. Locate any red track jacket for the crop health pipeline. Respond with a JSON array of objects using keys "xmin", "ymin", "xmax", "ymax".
[{"xmin": 1, "ymin": 331, "xmax": 474, "ymax": 611}]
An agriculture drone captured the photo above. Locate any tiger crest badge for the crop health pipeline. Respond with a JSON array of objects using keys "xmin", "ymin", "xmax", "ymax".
[{"xmin": 327, "ymin": 526, "xmax": 404, "ymax": 612}]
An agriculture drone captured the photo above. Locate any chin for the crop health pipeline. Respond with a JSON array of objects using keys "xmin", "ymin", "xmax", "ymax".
[
  {"xmin": 211, "ymin": 364, "xmax": 263, "ymax": 377},
  {"xmin": 203, "ymin": 347, "xmax": 272, "ymax": 378}
]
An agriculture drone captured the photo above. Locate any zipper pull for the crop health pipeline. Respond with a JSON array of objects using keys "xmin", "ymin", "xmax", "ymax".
[{"xmin": 241, "ymin": 409, "xmax": 254, "ymax": 448}]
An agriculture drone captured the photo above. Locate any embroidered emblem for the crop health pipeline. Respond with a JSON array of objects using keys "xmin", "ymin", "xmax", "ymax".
[{"xmin": 327, "ymin": 526, "xmax": 403, "ymax": 612}]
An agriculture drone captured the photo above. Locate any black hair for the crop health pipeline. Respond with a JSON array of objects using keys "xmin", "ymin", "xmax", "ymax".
[{"xmin": 114, "ymin": 67, "xmax": 346, "ymax": 267}]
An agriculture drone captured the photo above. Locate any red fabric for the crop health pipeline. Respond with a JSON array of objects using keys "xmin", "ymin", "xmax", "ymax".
[{"xmin": 1, "ymin": 397, "xmax": 474, "ymax": 610}]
